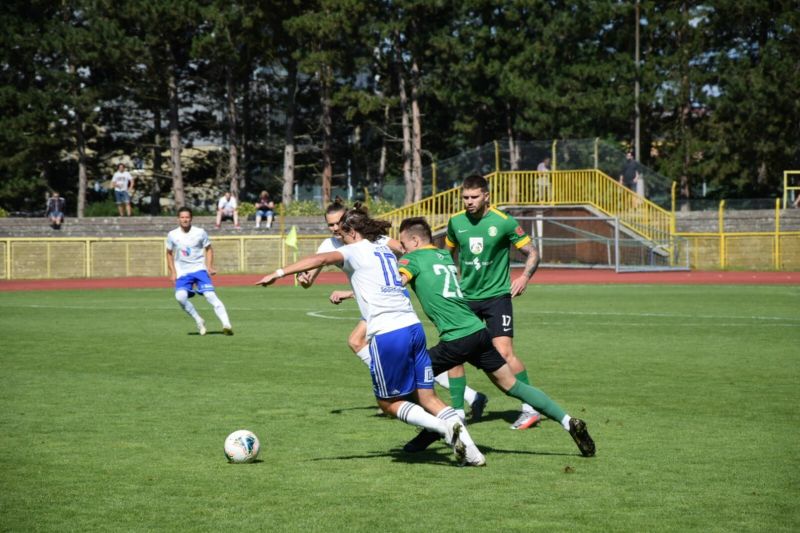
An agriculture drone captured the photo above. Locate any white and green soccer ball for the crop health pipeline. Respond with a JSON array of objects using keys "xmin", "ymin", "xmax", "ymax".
[{"xmin": 223, "ymin": 429, "xmax": 260, "ymax": 463}]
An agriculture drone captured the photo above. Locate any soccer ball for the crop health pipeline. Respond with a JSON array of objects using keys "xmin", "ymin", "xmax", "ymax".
[{"xmin": 223, "ymin": 429, "xmax": 261, "ymax": 463}]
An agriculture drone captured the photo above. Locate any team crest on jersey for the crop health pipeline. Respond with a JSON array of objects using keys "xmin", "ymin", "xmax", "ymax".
[
  {"xmin": 469, "ymin": 237, "xmax": 484, "ymax": 254},
  {"xmin": 488, "ymin": 226, "xmax": 498, "ymax": 237}
]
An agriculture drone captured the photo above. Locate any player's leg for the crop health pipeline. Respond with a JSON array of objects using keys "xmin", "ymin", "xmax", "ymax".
[
  {"xmin": 433, "ymin": 370, "xmax": 487, "ymax": 420},
  {"xmin": 174, "ymin": 288, "xmax": 205, "ymax": 334},
  {"xmin": 372, "ymin": 323, "xmax": 483, "ymax": 466},
  {"xmin": 465, "ymin": 329, "xmax": 595, "ymax": 457},
  {"xmin": 194, "ymin": 271, "xmax": 232, "ymax": 335},
  {"xmin": 474, "ymin": 296, "xmax": 541, "ymax": 428},
  {"xmin": 347, "ymin": 320, "xmax": 371, "ymax": 367}
]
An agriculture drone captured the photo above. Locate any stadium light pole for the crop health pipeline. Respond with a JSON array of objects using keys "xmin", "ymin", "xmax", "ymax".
[{"xmin": 634, "ymin": 0, "xmax": 641, "ymax": 162}]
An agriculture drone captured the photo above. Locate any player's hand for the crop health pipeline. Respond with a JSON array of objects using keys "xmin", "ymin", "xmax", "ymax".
[
  {"xmin": 296, "ymin": 271, "xmax": 312, "ymax": 287},
  {"xmin": 208, "ymin": 267, "xmax": 217, "ymax": 276},
  {"xmin": 510, "ymin": 275, "xmax": 529, "ymax": 298},
  {"xmin": 329, "ymin": 290, "xmax": 353, "ymax": 304},
  {"xmin": 256, "ymin": 273, "xmax": 279, "ymax": 286}
]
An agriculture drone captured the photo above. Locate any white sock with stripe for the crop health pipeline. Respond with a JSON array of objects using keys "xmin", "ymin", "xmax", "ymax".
[{"xmin": 396, "ymin": 401, "xmax": 447, "ymax": 436}]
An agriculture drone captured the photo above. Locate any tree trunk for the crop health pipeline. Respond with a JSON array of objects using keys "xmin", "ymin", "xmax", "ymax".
[
  {"xmin": 150, "ymin": 107, "xmax": 163, "ymax": 215},
  {"xmin": 167, "ymin": 65, "xmax": 185, "ymax": 208},
  {"xmin": 376, "ymin": 103, "xmax": 389, "ymax": 199},
  {"xmin": 320, "ymin": 64, "xmax": 333, "ymax": 206},
  {"xmin": 282, "ymin": 59, "xmax": 298, "ymax": 205},
  {"xmin": 226, "ymin": 68, "xmax": 240, "ymax": 196},
  {"xmin": 397, "ymin": 62, "xmax": 413, "ymax": 205},
  {"xmin": 75, "ymin": 111, "xmax": 87, "ymax": 219},
  {"xmin": 410, "ymin": 58, "xmax": 423, "ymax": 202}
]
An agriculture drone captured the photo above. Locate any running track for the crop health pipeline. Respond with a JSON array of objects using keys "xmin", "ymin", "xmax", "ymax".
[{"xmin": 1, "ymin": 269, "xmax": 798, "ymax": 291}]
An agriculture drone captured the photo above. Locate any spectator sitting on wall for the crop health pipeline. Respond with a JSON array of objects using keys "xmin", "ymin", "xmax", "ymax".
[
  {"xmin": 45, "ymin": 191, "xmax": 65, "ymax": 230},
  {"xmin": 215, "ymin": 191, "xmax": 240, "ymax": 229},
  {"xmin": 254, "ymin": 190, "xmax": 275, "ymax": 229}
]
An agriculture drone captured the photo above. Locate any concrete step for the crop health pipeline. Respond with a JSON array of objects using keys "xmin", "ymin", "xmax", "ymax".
[{"xmin": 0, "ymin": 216, "xmax": 329, "ymax": 238}]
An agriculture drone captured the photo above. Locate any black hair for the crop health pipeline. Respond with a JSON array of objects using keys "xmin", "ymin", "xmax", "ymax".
[
  {"xmin": 177, "ymin": 206, "xmax": 193, "ymax": 217},
  {"xmin": 398, "ymin": 217, "xmax": 432, "ymax": 243},
  {"xmin": 325, "ymin": 196, "xmax": 347, "ymax": 215},
  {"xmin": 462, "ymin": 173, "xmax": 489, "ymax": 192},
  {"xmin": 340, "ymin": 203, "xmax": 391, "ymax": 242}
]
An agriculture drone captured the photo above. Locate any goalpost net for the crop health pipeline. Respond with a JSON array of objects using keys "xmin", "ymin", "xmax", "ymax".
[{"xmin": 511, "ymin": 215, "xmax": 690, "ymax": 272}]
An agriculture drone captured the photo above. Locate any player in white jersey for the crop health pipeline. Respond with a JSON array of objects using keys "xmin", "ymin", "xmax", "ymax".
[
  {"xmin": 296, "ymin": 201, "xmax": 489, "ymax": 427},
  {"xmin": 257, "ymin": 207, "xmax": 485, "ymax": 466},
  {"xmin": 166, "ymin": 207, "xmax": 233, "ymax": 336}
]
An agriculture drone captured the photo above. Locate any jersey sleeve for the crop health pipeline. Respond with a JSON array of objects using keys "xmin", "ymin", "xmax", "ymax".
[
  {"xmin": 165, "ymin": 233, "xmax": 173, "ymax": 250},
  {"xmin": 200, "ymin": 229, "xmax": 211, "ymax": 248},
  {"xmin": 506, "ymin": 215, "xmax": 531, "ymax": 249},
  {"xmin": 444, "ymin": 218, "xmax": 457, "ymax": 248},
  {"xmin": 397, "ymin": 253, "xmax": 418, "ymax": 281}
]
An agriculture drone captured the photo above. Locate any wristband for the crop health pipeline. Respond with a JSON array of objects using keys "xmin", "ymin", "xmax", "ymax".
[{"xmin": 275, "ymin": 268, "xmax": 285, "ymax": 278}]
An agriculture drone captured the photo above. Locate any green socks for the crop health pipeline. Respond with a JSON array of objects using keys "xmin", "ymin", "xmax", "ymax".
[
  {"xmin": 448, "ymin": 375, "xmax": 467, "ymax": 411},
  {"xmin": 506, "ymin": 380, "xmax": 566, "ymax": 422}
]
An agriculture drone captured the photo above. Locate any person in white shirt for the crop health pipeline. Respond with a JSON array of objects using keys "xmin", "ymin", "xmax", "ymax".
[
  {"xmin": 215, "ymin": 191, "xmax": 239, "ymax": 229},
  {"xmin": 166, "ymin": 207, "xmax": 233, "ymax": 336},
  {"xmin": 111, "ymin": 163, "xmax": 135, "ymax": 216},
  {"xmin": 257, "ymin": 206, "xmax": 486, "ymax": 466}
]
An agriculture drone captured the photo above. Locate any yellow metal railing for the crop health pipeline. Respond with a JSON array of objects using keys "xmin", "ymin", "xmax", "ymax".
[
  {"xmin": 0, "ymin": 234, "xmax": 330, "ymax": 280},
  {"xmin": 380, "ymin": 168, "xmax": 674, "ymax": 244}
]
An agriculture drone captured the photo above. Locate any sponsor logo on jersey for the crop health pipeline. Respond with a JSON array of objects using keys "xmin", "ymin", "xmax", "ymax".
[
  {"xmin": 469, "ymin": 237, "xmax": 484, "ymax": 254},
  {"xmin": 488, "ymin": 226, "xmax": 498, "ymax": 237},
  {"xmin": 471, "ymin": 257, "xmax": 482, "ymax": 270}
]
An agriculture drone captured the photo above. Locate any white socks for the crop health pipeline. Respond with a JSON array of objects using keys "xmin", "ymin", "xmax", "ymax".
[
  {"xmin": 203, "ymin": 291, "xmax": 231, "ymax": 328},
  {"xmin": 175, "ymin": 290, "xmax": 202, "ymax": 323},
  {"xmin": 355, "ymin": 346, "xmax": 372, "ymax": 367},
  {"xmin": 396, "ymin": 401, "xmax": 447, "ymax": 436},
  {"xmin": 561, "ymin": 414, "xmax": 572, "ymax": 431}
]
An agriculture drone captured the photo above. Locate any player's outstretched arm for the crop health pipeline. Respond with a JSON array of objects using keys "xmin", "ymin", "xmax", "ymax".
[
  {"xmin": 297, "ymin": 267, "xmax": 323, "ymax": 288},
  {"xmin": 256, "ymin": 251, "xmax": 344, "ymax": 287},
  {"xmin": 510, "ymin": 242, "xmax": 540, "ymax": 297},
  {"xmin": 329, "ymin": 290, "xmax": 354, "ymax": 304}
]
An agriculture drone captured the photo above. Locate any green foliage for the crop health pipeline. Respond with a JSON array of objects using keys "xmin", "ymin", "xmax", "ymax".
[
  {"xmin": 0, "ymin": 284, "xmax": 798, "ymax": 531},
  {"xmin": 84, "ymin": 199, "xmax": 119, "ymax": 217},
  {"xmin": 1, "ymin": 1, "xmax": 797, "ymax": 209},
  {"xmin": 237, "ymin": 201, "xmax": 255, "ymax": 217},
  {"xmin": 0, "ymin": 206, "xmax": 8, "ymax": 218},
  {"xmin": 283, "ymin": 200, "xmax": 325, "ymax": 216}
]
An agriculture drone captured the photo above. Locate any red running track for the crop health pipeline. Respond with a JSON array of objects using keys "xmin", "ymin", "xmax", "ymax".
[{"xmin": 1, "ymin": 269, "xmax": 798, "ymax": 291}]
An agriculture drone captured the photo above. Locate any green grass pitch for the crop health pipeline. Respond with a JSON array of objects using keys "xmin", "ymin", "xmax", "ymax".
[{"xmin": 0, "ymin": 283, "xmax": 798, "ymax": 532}]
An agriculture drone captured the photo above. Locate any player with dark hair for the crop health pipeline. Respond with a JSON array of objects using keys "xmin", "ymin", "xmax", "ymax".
[
  {"xmin": 256, "ymin": 207, "xmax": 486, "ymax": 466},
  {"xmin": 296, "ymin": 199, "xmax": 488, "ymax": 422},
  {"xmin": 395, "ymin": 217, "xmax": 595, "ymax": 457},
  {"xmin": 166, "ymin": 207, "xmax": 233, "ymax": 336},
  {"xmin": 445, "ymin": 174, "xmax": 543, "ymax": 430}
]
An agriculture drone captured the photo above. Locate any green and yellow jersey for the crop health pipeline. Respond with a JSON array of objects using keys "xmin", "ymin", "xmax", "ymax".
[
  {"xmin": 398, "ymin": 246, "xmax": 485, "ymax": 342},
  {"xmin": 445, "ymin": 207, "xmax": 531, "ymax": 300}
]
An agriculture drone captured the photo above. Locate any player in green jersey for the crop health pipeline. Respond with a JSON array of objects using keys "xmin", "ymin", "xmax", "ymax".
[
  {"xmin": 445, "ymin": 174, "xmax": 543, "ymax": 429},
  {"xmin": 396, "ymin": 217, "xmax": 595, "ymax": 457}
]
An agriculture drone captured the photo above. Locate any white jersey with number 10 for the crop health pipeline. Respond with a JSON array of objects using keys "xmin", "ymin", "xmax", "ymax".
[{"xmin": 336, "ymin": 238, "xmax": 419, "ymax": 339}]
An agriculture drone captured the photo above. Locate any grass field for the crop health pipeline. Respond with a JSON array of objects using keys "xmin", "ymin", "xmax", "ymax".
[{"xmin": 1, "ymin": 283, "xmax": 798, "ymax": 532}]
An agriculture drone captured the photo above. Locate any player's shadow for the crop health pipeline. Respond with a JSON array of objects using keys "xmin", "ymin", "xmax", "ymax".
[
  {"xmin": 188, "ymin": 331, "xmax": 228, "ymax": 335},
  {"xmin": 329, "ymin": 405, "xmax": 387, "ymax": 416}
]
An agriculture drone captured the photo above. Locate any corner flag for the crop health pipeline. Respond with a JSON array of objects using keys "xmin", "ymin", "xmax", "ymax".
[{"xmin": 285, "ymin": 225, "xmax": 298, "ymax": 249}]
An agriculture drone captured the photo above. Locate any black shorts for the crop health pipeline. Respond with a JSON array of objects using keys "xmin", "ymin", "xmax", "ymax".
[
  {"xmin": 429, "ymin": 328, "xmax": 507, "ymax": 376},
  {"xmin": 466, "ymin": 294, "xmax": 514, "ymax": 338}
]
